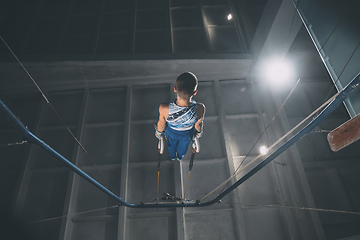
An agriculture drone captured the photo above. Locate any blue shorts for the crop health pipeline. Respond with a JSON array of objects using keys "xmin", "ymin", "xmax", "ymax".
[{"xmin": 165, "ymin": 126, "xmax": 195, "ymax": 160}]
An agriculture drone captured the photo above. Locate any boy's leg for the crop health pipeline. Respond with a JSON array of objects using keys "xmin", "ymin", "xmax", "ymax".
[
  {"xmin": 176, "ymin": 137, "xmax": 192, "ymax": 160},
  {"xmin": 176, "ymin": 129, "xmax": 195, "ymax": 160},
  {"xmin": 166, "ymin": 129, "xmax": 179, "ymax": 160}
]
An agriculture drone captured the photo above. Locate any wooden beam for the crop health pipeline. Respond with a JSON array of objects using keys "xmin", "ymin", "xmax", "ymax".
[{"xmin": 327, "ymin": 113, "xmax": 360, "ymax": 152}]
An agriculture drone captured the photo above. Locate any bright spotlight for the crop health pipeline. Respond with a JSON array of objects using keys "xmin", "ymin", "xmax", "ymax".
[
  {"xmin": 264, "ymin": 59, "xmax": 295, "ymax": 84},
  {"xmin": 227, "ymin": 14, "xmax": 233, "ymax": 20},
  {"xmin": 260, "ymin": 146, "xmax": 268, "ymax": 155}
]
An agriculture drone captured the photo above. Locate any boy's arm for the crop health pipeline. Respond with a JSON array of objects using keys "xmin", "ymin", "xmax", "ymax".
[
  {"xmin": 156, "ymin": 103, "xmax": 169, "ymax": 137},
  {"xmin": 195, "ymin": 103, "xmax": 205, "ymax": 136}
]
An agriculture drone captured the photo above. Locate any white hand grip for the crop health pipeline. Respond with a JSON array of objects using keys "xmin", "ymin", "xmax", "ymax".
[
  {"xmin": 192, "ymin": 136, "xmax": 200, "ymax": 153},
  {"xmin": 158, "ymin": 135, "xmax": 164, "ymax": 154}
]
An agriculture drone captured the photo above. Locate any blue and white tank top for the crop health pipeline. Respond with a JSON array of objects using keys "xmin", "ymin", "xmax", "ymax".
[{"xmin": 166, "ymin": 99, "xmax": 198, "ymax": 131}]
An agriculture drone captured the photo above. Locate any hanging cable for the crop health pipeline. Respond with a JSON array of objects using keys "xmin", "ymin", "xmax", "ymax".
[
  {"xmin": 241, "ymin": 78, "xmax": 299, "ymax": 170},
  {"xmin": 0, "ymin": 35, "xmax": 119, "ymax": 197},
  {"xmin": 0, "ymin": 36, "xmax": 49, "ymax": 104},
  {"xmin": 0, "ymin": 140, "xmax": 27, "ymax": 147},
  {"xmin": 183, "ymin": 148, "xmax": 196, "ymax": 201},
  {"xmin": 318, "ymin": 18, "xmax": 343, "ymax": 52},
  {"xmin": 23, "ymin": 205, "xmax": 119, "ymax": 225},
  {"xmin": 156, "ymin": 144, "xmax": 162, "ymax": 205},
  {"xmin": 314, "ymin": 129, "xmax": 330, "ymax": 133},
  {"xmin": 320, "ymin": 41, "xmax": 360, "ymax": 108},
  {"xmin": 225, "ymin": 201, "xmax": 360, "ymax": 216}
]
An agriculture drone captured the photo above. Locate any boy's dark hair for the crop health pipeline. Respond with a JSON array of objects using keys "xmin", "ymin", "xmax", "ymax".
[{"xmin": 176, "ymin": 72, "xmax": 198, "ymax": 99}]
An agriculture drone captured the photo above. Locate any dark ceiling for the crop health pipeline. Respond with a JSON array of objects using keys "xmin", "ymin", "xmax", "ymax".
[{"xmin": 0, "ymin": 0, "xmax": 270, "ymax": 56}]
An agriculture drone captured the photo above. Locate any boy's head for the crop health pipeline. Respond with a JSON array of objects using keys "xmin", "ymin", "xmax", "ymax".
[{"xmin": 175, "ymin": 72, "xmax": 198, "ymax": 100}]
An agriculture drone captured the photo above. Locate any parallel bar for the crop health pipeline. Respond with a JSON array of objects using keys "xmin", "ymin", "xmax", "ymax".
[{"xmin": 1, "ymin": 73, "xmax": 359, "ymax": 208}]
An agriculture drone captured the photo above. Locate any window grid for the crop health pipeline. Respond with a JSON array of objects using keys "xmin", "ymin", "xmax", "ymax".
[{"xmin": 0, "ymin": 0, "xmax": 245, "ymax": 54}]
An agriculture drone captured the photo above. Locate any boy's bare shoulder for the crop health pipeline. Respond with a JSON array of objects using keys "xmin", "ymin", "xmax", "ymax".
[
  {"xmin": 159, "ymin": 102, "xmax": 169, "ymax": 115},
  {"xmin": 159, "ymin": 102, "xmax": 169, "ymax": 109}
]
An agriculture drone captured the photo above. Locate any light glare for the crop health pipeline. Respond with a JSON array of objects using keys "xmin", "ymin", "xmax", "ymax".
[
  {"xmin": 260, "ymin": 146, "xmax": 268, "ymax": 155},
  {"xmin": 227, "ymin": 14, "xmax": 232, "ymax": 20},
  {"xmin": 264, "ymin": 59, "xmax": 295, "ymax": 84}
]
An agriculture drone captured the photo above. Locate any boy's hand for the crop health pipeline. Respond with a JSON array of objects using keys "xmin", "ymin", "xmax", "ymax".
[
  {"xmin": 195, "ymin": 130, "xmax": 203, "ymax": 138},
  {"xmin": 195, "ymin": 103, "xmax": 205, "ymax": 138},
  {"xmin": 154, "ymin": 126, "xmax": 163, "ymax": 139},
  {"xmin": 192, "ymin": 134, "xmax": 200, "ymax": 153}
]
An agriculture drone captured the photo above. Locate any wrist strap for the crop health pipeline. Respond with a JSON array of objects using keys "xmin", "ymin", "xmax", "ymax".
[
  {"xmin": 196, "ymin": 128, "xmax": 203, "ymax": 137},
  {"xmin": 156, "ymin": 128, "xmax": 163, "ymax": 136}
]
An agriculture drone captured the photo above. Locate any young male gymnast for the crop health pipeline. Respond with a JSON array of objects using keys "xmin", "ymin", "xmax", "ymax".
[{"xmin": 155, "ymin": 72, "xmax": 205, "ymax": 161}]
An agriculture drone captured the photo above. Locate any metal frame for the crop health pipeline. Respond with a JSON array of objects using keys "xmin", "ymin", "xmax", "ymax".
[
  {"xmin": 292, "ymin": 0, "xmax": 360, "ymax": 118},
  {"xmin": 214, "ymin": 79, "xmax": 247, "ymax": 239},
  {"xmin": 118, "ymin": 85, "xmax": 132, "ymax": 240},
  {"xmin": 11, "ymin": 94, "xmax": 45, "ymax": 218},
  {"xmin": 252, "ymin": 80, "xmax": 325, "ymax": 239},
  {"xmin": 61, "ymin": 88, "xmax": 89, "ymax": 240},
  {"xmin": 250, "ymin": 80, "xmax": 297, "ymax": 239},
  {"xmin": 1, "ymin": 73, "xmax": 359, "ymax": 209}
]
